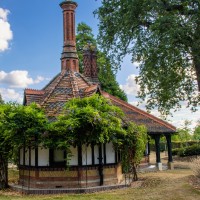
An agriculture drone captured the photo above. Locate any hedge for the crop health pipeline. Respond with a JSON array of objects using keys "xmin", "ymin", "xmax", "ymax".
[
  {"xmin": 172, "ymin": 144, "xmax": 200, "ymax": 157},
  {"xmin": 151, "ymin": 141, "xmax": 200, "ymax": 152}
]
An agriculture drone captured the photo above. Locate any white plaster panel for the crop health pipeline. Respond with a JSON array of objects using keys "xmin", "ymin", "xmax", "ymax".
[
  {"xmin": 68, "ymin": 146, "xmax": 78, "ymax": 166},
  {"xmin": 54, "ymin": 149, "xmax": 65, "ymax": 162},
  {"xmin": 82, "ymin": 145, "xmax": 92, "ymax": 165},
  {"xmin": 31, "ymin": 149, "xmax": 35, "ymax": 166},
  {"xmin": 20, "ymin": 148, "xmax": 23, "ymax": 165},
  {"xmin": 106, "ymin": 142, "xmax": 115, "ymax": 164},
  {"xmin": 38, "ymin": 146, "xmax": 49, "ymax": 166}
]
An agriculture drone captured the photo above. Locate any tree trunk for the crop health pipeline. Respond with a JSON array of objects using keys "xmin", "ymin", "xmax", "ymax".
[
  {"xmin": 0, "ymin": 155, "xmax": 8, "ymax": 190},
  {"xmin": 192, "ymin": 18, "xmax": 200, "ymax": 92},
  {"xmin": 194, "ymin": 61, "xmax": 200, "ymax": 92},
  {"xmin": 131, "ymin": 163, "xmax": 138, "ymax": 181}
]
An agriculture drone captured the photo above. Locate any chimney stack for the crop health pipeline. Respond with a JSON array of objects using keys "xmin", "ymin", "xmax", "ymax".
[
  {"xmin": 60, "ymin": 0, "xmax": 79, "ymax": 72},
  {"xmin": 83, "ymin": 44, "xmax": 99, "ymax": 83}
]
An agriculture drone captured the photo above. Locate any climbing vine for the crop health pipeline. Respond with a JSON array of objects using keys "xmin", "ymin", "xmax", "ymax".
[{"xmin": 46, "ymin": 94, "xmax": 147, "ymax": 181}]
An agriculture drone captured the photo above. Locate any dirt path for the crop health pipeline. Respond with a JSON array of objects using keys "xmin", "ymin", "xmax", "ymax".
[{"xmin": 104, "ymin": 169, "xmax": 200, "ymax": 200}]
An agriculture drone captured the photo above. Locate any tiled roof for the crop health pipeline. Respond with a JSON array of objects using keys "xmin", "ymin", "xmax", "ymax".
[
  {"xmin": 24, "ymin": 71, "xmax": 98, "ymax": 118},
  {"xmin": 24, "ymin": 72, "xmax": 176, "ymax": 134},
  {"xmin": 24, "ymin": 89, "xmax": 45, "ymax": 105},
  {"xmin": 101, "ymin": 91, "xmax": 176, "ymax": 133}
]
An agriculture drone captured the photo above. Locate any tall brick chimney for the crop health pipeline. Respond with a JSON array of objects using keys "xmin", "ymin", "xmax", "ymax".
[
  {"xmin": 60, "ymin": 0, "xmax": 79, "ymax": 72},
  {"xmin": 83, "ymin": 44, "xmax": 99, "ymax": 83}
]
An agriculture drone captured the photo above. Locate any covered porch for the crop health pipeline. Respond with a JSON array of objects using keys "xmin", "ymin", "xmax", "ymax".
[{"xmin": 146, "ymin": 133, "xmax": 174, "ymax": 170}]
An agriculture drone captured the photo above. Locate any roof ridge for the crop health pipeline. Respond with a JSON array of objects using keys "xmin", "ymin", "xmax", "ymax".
[
  {"xmin": 25, "ymin": 88, "xmax": 45, "ymax": 95},
  {"xmin": 78, "ymin": 73, "xmax": 93, "ymax": 86},
  {"xmin": 41, "ymin": 72, "xmax": 66, "ymax": 106},
  {"xmin": 69, "ymin": 71, "xmax": 80, "ymax": 98},
  {"xmin": 42, "ymin": 73, "xmax": 60, "ymax": 90},
  {"xmin": 101, "ymin": 91, "xmax": 176, "ymax": 132}
]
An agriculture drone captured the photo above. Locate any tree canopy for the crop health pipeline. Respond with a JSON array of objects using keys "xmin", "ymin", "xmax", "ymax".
[
  {"xmin": 76, "ymin": 22, "xmax": 127, "ymax": 102},
  {"xmin": 96, "ymin": 0, "xmax": 200, "ymax": 115},
  {"xmin": 0, "ymin": 103, "xmax": 47, "ymax": 189},
  {"xmin": 46, "ymin": 94, "xmax": 126, "ymax": 147},
  {"xmin": 45, "ymin": 94, "xmax": 147, "ymax": 180},
  {"xmin": 171, "ymin": 120, "xmax": 192, "ymax": 142},
  {"xmin": 0, "ymin": 94, "xmax": 4, "ymax": 104},
  {"xmin": 193, "ymin": 121, "xmax": 200, "ymax": 140}
]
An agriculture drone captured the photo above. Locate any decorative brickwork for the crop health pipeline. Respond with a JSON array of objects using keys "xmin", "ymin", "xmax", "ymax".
[
  {"xmin": 18, "ymin": 165, "xmax": 121, "ymax": 189},
  {"xmin": 60, "ymin": 0, "xmax": 79, "ymax": 72},
  {"xmin": 83, "ymin": 45, "xmax": 99, "ymax": 83}
]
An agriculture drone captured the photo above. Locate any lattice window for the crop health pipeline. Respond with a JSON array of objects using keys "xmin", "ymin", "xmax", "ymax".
[
  {"xmin": 54, "ymin": 88, "xmax": 73, "ymax": 94},
  {"xmin": 47, "ymin": 102, "xmax": 65, "ymax": 110}
]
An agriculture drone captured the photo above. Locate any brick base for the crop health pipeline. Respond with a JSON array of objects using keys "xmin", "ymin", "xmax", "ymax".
[{"xmin": 18, "ymin": 164, "xmax": 122, "ymax": 189}]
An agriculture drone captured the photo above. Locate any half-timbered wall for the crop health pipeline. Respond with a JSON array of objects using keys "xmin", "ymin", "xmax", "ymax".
[{"xmin": 19, "ymin": 142, "xmax": 118, "ymax": 167}]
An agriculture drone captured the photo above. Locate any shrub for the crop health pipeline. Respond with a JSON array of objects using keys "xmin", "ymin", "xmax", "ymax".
[
  {"xmin": 190, "ymin": 157, "xmax": 200, "ymax": 178},
  {"xmin": 172, "ymin": 141, "xmax": 199, "ymax": 149},
  {"xmin": 150, "ymin": 142, "xmax": 166, "ymax": 152},
  {"xmin": 172, "ymin": 148, "xmax": 183, "ymax": 156},
  {"xmin": 178, "ymin": 144, "xmax": 200, "ymax": 157},
  {"xmin": 172, "ymin": 144, "xmax": 200, "ymax": 157}
]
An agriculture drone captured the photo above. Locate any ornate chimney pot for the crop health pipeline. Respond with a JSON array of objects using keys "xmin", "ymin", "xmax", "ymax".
[
  {"xmin": 83, "ymin": 44, "xmax": 99, "ymax": 83},
  {"xmin": 60, "ymin": 0, "xmax": 79, "ymax": 72}
]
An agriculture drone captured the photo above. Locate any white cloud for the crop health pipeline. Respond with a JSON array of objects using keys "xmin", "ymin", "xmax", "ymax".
[
  {"xmin": 120, "ymin": 74, "xmax": 140, "ymax": 96},
  {"xmin": 0, "ymin": 8, "xmax": 13, "ymax": 52},
  {"xmin": 168, "ymin": 107, "xmax": 200, "ymax": 130},
  {"xmin": 0, "ymin": 70, "xmax": 45, "ymax": 88},
  {"xmin": 0, "ymin": 88, "xmax": 23, "ymax": 103},
  {"xmin": 133, "ymin": 61, "xmax": 141, "ymax": 67}
]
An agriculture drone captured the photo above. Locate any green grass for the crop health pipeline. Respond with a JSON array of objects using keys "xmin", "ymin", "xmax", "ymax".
[{"xmin": 0, "ymin": 169, "xmax": 200, "ymax": 200}]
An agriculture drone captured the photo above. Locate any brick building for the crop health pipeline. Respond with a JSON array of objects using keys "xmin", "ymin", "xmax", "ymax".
[{"xmin": 18, "ymin": 0, "xmax": 176, "ymax": 192}]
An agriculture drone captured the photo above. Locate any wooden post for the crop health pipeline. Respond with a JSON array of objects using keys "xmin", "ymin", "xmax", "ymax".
[
  {"xmin": 98, "ymin": 144, "xmax": 103, "ymax": 186},
  {"xmin": 154, "ymin": 134, "xmax": 162, "ymax": 170},
  {"xmin": 166, "ymin": 134, "xmax": 174, "ymax": 170}
]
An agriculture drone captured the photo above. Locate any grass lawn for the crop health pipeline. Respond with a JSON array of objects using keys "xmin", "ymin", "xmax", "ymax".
[{"xmin": 0, "ymin": 169, "xmax": 200, "ymax": 200}]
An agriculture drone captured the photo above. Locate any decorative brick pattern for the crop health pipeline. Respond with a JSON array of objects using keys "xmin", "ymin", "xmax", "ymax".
[
  {"xmin": 19, "ymin": 170, "xmax": 36, "ymax": 177},
  {"xmin": 39, "ymin": 170, "xmax": 78, "ymax": 178},
  {"xmin": 104, "ymin": 168, "xmax": 115, "ymax": 175}
]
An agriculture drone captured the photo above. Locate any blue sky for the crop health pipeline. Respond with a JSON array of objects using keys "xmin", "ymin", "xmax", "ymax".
[{"xmin": 0, "ymin": 0, "xmax": 199, "ymax": 130}]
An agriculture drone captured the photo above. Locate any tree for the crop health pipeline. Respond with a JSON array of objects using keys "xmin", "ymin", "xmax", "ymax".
[
  {"xmin": 116, "ymin": 122, "xmax": 147, "ymax": 181},
  {"xmin": 76, "ymin": 22, "xmax": 127, "ymax": 101},
  {"xmin": 0, "ymin": 103, "xmax": 47, "ymax": 189},
  {"xmin": 96, "ymin": 0, "xmax": 200, "ymax": 115},
  {"xmin": 0, "ymin": 94, "xmax": 4, "ymax": 104},
  {"xmin": 76, "ymin": 22, "xmax": 96, "ymax": 73},
  {"xmin": 45, "ymin": 94, "xmax": 126, "ymax": 149},
  {"xmin": 193, "ymin": 120, "xmax": 200, "ymax": 140},
  {"xmin": 175, "ymin": 120, "xmax": 192, "ymax": 142},
  {"xmin": 45, "ymin": 94, "xmax": 147, "ymax": 181}
]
